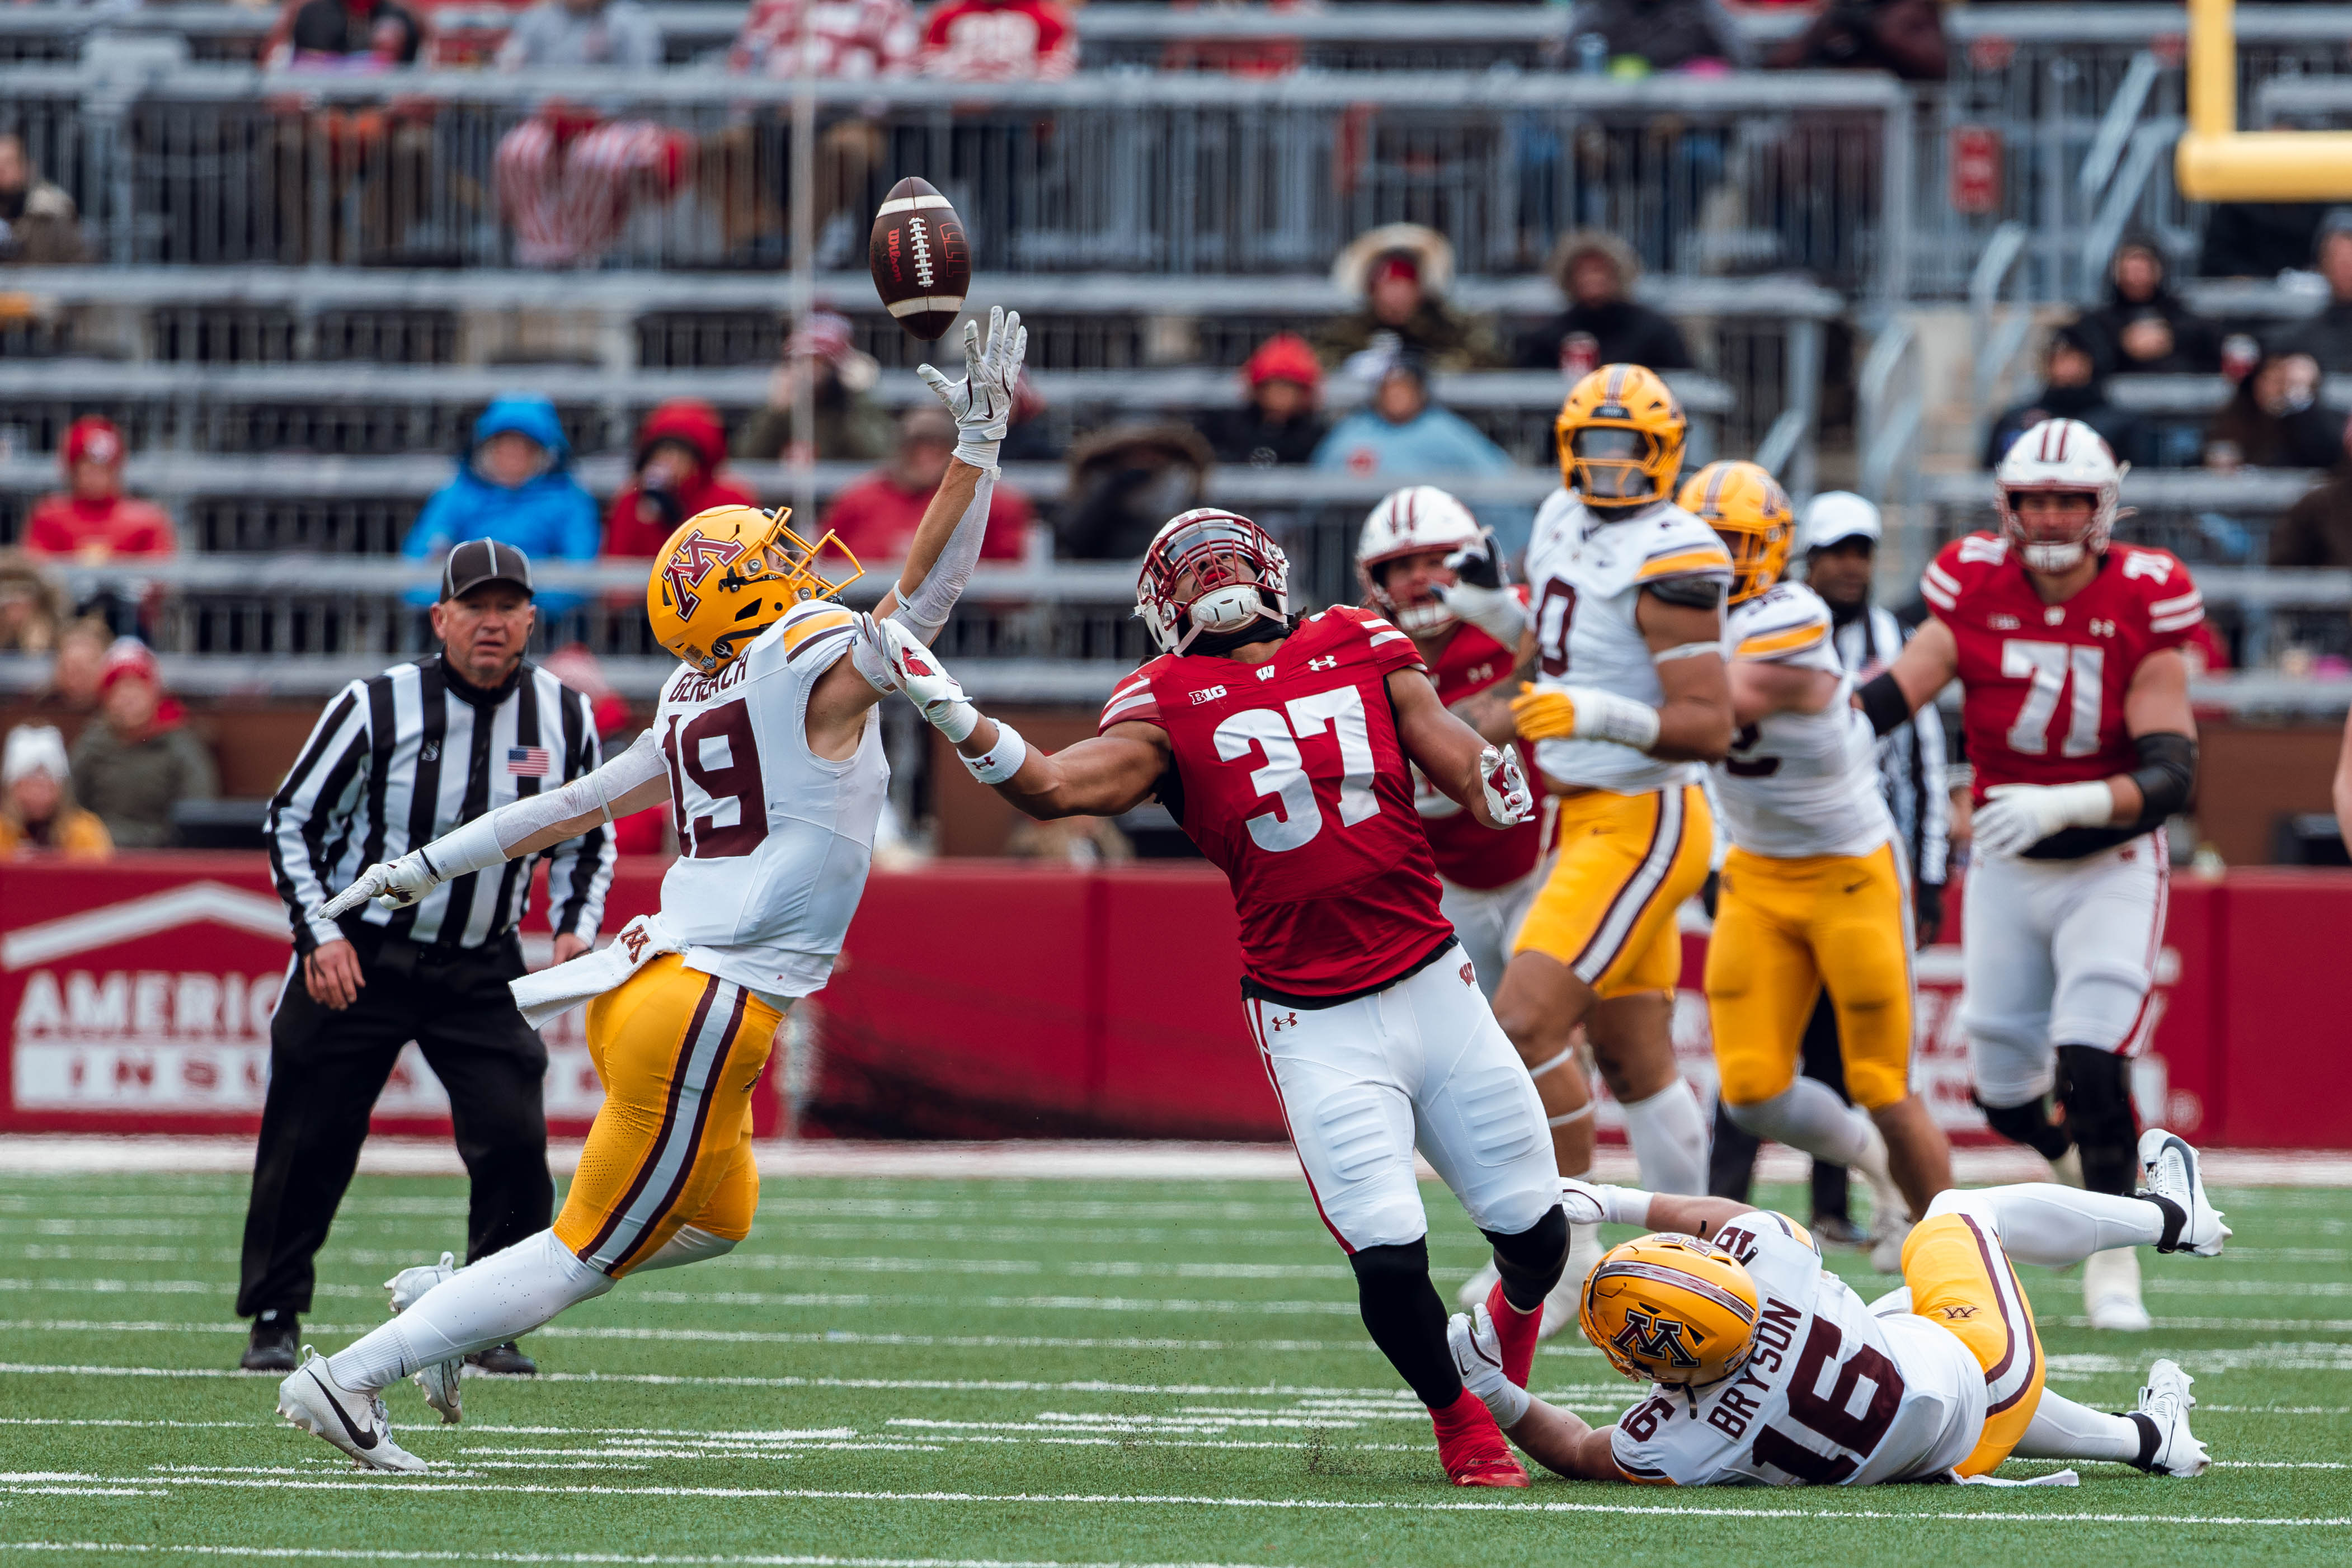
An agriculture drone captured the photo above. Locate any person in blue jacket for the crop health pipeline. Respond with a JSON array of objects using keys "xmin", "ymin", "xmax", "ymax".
[
  {"xmin": 403, "ymin": 394, "xmax": 601, "ymax": 609},
  {"xmin": 1313, "ymin": 355, "xmax": 1516, "ymax": 479}
]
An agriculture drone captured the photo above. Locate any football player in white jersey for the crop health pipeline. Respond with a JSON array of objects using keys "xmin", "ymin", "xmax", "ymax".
[
  {"xmin": 1678, "ymin": 462, "xmax": 1953, "ymax": 1272},
  {"xmin": 1490, "ymin": 364, "xmax": 1731, "ymax": 1288},
  {"xmin": 1450, "ymin": 1128, "xmax": 2227, "ymax": 1487},
  {"xmin": 273, "ymin": 309, "xmax": 1032, "ymax": 1471}
]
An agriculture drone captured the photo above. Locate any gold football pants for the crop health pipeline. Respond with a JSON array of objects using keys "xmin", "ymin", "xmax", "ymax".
[
  {"xmin": 1513, "ymin": 783, "xmax": 1713, "ymax": 997},
  {"xmin": 1901, "ymin": 1211, "xmax": 2047, "ymax": 1477}
]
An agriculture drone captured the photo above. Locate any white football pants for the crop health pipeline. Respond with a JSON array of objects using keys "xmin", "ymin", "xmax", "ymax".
[
  {"xmin": 1439, "ymin": 864, "xmax": 1545, "ymax": 1003},
  {"xmin": 1249, "ymin": 948, "xmax": 1559, "ymax": 1252},
  {"xmin": 1961, "ymin": 830, "xmax": 2167, "ymax": 1109}
]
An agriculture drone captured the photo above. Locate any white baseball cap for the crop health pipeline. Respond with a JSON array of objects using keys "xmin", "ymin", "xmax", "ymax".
[
  {"xmin": 1799, "ymin": 491, "xmax": 1882, "ymax": 553},
  {"xmin": 3, "ymin": 724, "xmax": 70, "ymax": 787}
]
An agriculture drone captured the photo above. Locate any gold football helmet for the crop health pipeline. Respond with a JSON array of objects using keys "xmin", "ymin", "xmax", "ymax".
[
  {"xmin": 646, "ymin": 505, "xmax": 863, "ymax": 673},
  {"xmin": 1555, "ymin": 363, "xmax": 1686, "ymax": 507},
  {"xmin": 1579, "ymin": 1232, "xmax": 1761, "ymax": 1388},
  {"xmin": 1677, "ymin": 460, "xmax": 1794, "ymax": 604}
]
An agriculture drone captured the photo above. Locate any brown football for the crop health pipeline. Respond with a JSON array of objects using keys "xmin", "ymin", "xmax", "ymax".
[{"xmin": 868, "ymin": 176, "xmax": 971, "ymax": 341}]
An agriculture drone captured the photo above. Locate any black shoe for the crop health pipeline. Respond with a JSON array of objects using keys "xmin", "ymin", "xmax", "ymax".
[
  {"xmin": 465, "ymin": 1340, "xmax": 536, "ymax": 1376},
  {"xmin": 240, "ymin": 1311, "xmax": 299, "ymax": 1372},
  {"xmin": 1809, "ymin": 1215, "xmax": 1870, "ymax": 1250}
]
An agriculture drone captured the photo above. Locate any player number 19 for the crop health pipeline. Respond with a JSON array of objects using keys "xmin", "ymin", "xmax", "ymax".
[
  {"xmin": 1215, "ymin": 686, "xmax": 1381, "ymax": 853},
  {"xmin": 2001, "ymin": 639, "xmax": 2103, "ymax": 758}
]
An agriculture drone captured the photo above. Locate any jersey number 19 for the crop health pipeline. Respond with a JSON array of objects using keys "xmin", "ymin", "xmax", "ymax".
[{"xmin": 663, "ymin": 700, "xmax": 769, "ymax": 859}]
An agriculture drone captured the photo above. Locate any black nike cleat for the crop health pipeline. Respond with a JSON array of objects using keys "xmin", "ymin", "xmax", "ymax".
[
  {"xmin": 466, "ymin": 1340, "xmax": 537, "ymax": 1376},
  {"xmin": 240, "ymin": 1311, "xmax": 300, "ymax": 1372}
]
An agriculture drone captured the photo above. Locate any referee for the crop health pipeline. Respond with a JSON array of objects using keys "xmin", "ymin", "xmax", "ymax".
[{"xmin": 238, "ymin": 540, "xmax": 617, "ymax": 1373}]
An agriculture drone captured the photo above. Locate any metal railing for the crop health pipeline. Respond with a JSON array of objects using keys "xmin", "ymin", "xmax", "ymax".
[{"xmin": 0, "ymin": 63, "xmax": 1913, "ymax": 295}]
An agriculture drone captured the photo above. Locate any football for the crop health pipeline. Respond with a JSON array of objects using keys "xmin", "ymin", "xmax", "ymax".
[{"xmin": 867, "ymin": 176, "xmax": 970, "ymax": 341}]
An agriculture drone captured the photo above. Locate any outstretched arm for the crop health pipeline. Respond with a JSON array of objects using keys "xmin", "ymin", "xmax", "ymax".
[
  {"xmin": 978, "ymin": 722, "xmax": 1172, "ymax": 820},
  {"xmin": 1389, "ymin": 666, "xmax": 1535, "ymax": 830},
  {"xmin": 1856, "ymin": 615, "xmax": 1958, "ymax": 736},
  {"xmin": 1504, "ymin": 1401, "xmax": 1626, "ymax": 1482}
]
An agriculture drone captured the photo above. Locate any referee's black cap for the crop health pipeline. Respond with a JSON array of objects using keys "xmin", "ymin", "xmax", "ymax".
[{"xmin": 441, "ymin": 540, "xmax": 535, "ymax": 602}]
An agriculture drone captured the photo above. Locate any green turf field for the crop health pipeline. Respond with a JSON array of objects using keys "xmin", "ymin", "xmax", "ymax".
[{"xmin": 1, "ymin": 1167, "xmax": 2347, "ymax": 1567}]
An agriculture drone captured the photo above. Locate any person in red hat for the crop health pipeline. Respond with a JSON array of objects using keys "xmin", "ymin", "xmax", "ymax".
[
  {"xmin": 602, "ymin": 399, "xmax": 760, "ymax": 558},
  {"xmin": 68, "ymin": 637, "xmax": 217, "ymax": 849},
  {"xmin": 24, "ymin": 418, "xmax": 177, "ymax": 563},
  {"xmin": 1195, "ymin": 333, "xmax": 1330, "ymax": 467}
]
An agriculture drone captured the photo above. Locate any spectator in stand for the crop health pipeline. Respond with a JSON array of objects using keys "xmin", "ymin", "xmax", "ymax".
[
  {"xmin": 496, "ymin": 0, "xmax": 660, "ymax": 69},
  {"xmin": 2298, "ymin": 210, "xmax": 2352, "ymax": 374},
  {"xmin": 0, "ymin": 555, "xmax": 64, "ymax": 656},
  {"xmin": 0, "ymin": 134, "xmax": 91, "ymax": 266},
  {"xmin": 604, "ymin": 400, "xmax": 760, "ymax": 558},
  {"xmin": 1767, "ymin": 0, "xmax": 1945, "ymax": 78},
  {"xmin": 1317, "ymin": 224, "xmax": 1499, "ymax": 373},
  {"xmin": 37, "ymin": 616, "xmax": 111, "ymax": 715},
  {"xmin": 2205, "ymin": 350, "xmax": 2344, "ymax": 472},
  {"xmin": 266, "ymin": 0, "xmax": 424, "ymax": 65},
  {"xmin": 921, "ymin": 0, "xmax": 1076, "ymax": 79},
  {"xmin": 1558, "ymin": 0, "xmax": 1748, "ymax": 74},
  {"xmin": 404, "ymin": 396, "xmax": 600, "ymax": 605},
  {"xmin": 2080, "ymin": 236, "xmax": 2222, "ymax": 377},
  {"xmin": 70, "ymin": 638, "xmax": 218, "ymax": 850},
  {"xmin": 824, "ymin": 406, "xmax": 1034, "ymax": 564},
  {"xmin": 727, "ymin": 0, "xmax": 918, "ymax": 263},
  {"xmin": 0, "ymin": 725, "xmax": 111, "ymax": 861},
  {"xmin": 1195, "ymin": 333, "xmax": 1328, "ymax": 468},
  {"xmin": 23, "ymin": 418, "xmax": 176, "ymax": 563},
  {"xmin": 733, "ymin": 312, "xmax": 895, "ymax": 465},
  {"xmin": 1059, "ymin": 425, "xmax": 1215, "ymax": 561},
  {"xmin": 1514, "ymin": 230, "xmax": 1695, "ymax": 376},
  {"xmin": 2268, "ymin": 419, "xmax": 2352, "ymax": 569},
  {"xmin": 1984, "ymin": 324, "xmax": 2150, "ymax": 469},
  {"xmin": 1312, "ymin": 354, "xmax": 1515, "ymax": 479}
]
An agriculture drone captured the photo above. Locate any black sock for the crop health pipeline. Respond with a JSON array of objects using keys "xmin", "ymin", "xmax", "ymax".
[
  {"xmin": 2143, "ymin": 1192, "xmax": 2188, "ymax": 1252},
  {"xmin": 1481, "ymin": 1206, "xmax": 1569, "ymax": 1315},
  {"xmin": 2123, "ymin": 1410, "xmax": 2162, "ymax": 1471},
  {"xmin": 1348, "ymin": 1239, "xmax": 1463, "ymax": 1408}
]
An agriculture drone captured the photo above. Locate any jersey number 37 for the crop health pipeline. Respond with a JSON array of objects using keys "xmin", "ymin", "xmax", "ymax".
[{"xmin": 1217, "ymin": 686, "xmax": 1382, "ymax": 853}]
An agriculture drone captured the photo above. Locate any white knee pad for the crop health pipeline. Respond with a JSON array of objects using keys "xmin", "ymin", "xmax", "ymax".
[
  {"xmin": 1966, "ymin": 1021, "xmax": 2057, "ymax": 1109},
  {"xmin": 631, "ymin": 1224, "xmax": 740, "ymax": 1274}
]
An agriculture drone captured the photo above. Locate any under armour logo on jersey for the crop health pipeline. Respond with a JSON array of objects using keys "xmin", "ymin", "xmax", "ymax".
[
  {"xmin": 2088, "ymin": 618, "xmax": 2116, "ymax": 638},
  {"xmin": 1612, "ymin": 1308, "xmax": 1700, "ymax": 1370},
  {"xmin": 1269, "ymin": 1012, "xmax": 1299, "ymax": 1032},
  {"xmin": 1989, "ymin": 614, "xmax": 2020, "ymax": 630},
  {"xmin": 1307, "ymin": 655, "xmax": 1339, "ymax": 671}
]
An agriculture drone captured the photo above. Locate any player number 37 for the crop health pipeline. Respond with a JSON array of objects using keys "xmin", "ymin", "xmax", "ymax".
[{"xmin": 1216, "ymin": 687, "xmax": 1381, "ymax": 853}]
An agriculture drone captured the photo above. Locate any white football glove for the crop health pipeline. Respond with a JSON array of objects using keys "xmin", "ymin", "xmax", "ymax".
[
  {"xmin": 1477, "ymin": 743, "xmax": 1535, "ymax": 827},
  {"xmin": 318, "ymin": 850, "xmax": 440, "ymax": 919},
  {"xmin": 1433, "ymin": 532, "xmax": 1525, "ymax": 647},
  {"xmin": 1972, "ymin": 780, "xmax": 2115, "ymax": 858},
  {"xmin": 876, "ymin": 616, "xmax": 980, "ymax": 743},
  {"xmin": 916, "ymin": 305, "xmax": 1027, "ymax": 468},
  {"xmin": 1558, "ymin": 1177, "xmax": 1610, "ymax": 1228},
  {"xmin": 1447, "ymin": 1305, "xmax": 1531, "ymax": 1425}
]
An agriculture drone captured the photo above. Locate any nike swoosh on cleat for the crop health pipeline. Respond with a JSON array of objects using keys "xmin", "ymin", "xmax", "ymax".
[{"xmin": 309, "ymin": 1368, "xmax": 379, "ymax": 1450}]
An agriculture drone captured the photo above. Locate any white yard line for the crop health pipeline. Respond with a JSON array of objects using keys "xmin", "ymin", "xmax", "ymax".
[{"xmin": 0, "ymin": 1547, "xmax": 1306, "ymax": 1568}]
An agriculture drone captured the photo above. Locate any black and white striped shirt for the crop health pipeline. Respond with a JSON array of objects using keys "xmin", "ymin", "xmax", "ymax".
[
  {"xmin": 1829, "ymin": 602, "xmax": 1951, "ymax": 888},
  {"xmin": 267, "ymin": 656, "xmax": 615, "ymax": 955}
]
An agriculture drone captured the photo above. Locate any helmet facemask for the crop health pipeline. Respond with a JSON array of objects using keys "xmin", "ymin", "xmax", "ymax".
[
  {"xmin": 1137, "ymin": 510, "xmax": 1292, "ymax": 655},
  {"xmin": 1999, "ymin": 487, "xmax": 2107, "ymax": 575},
  {"xmin": 1364, "ymin": 550, "xmax": 1457, "ymax": 635}
]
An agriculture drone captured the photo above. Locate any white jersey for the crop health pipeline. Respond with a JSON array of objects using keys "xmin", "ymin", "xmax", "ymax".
[
  {"xmin": 651, "ymin": 600, "xmax": 887, "ymax": 1000},
  {"xmin": 1713, "ymin": 583, "xmax": 1893, "ymax": 860},
  {"xmin": 1523, "ymin": 490, "xmax": 1732, "ymax": 794},
  {"xmin": 1610, "ymin": 1213, "xmax": 1984, "ymax": 1488}
]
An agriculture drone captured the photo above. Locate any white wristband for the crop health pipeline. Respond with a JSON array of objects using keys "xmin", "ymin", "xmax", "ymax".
[
  {"xmin": 952, "ymin": 440, "xmax": 1001, "ymax": 475},
  {"xmin": 419, "ymin": 812, "xmax": 507, "ymax": 880},
  {"xmin": 959, "ymin": 721, "xmax": 1029, "ymax": 785},
  {"xmin": 1570, "ymin": 686, "xmax": 1663, "ymax": 752},
  {"xmin": 1593, "ymin": 1184, "xmax": 1654, "ymax": 1228},
  {"xmin": 933, "ymin": 699, "xmax": 981, "ymax": 746}
]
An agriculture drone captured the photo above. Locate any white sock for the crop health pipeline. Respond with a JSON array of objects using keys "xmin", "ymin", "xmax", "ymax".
[
  {"xmin": 1928, "ymin": 1184, "xmax": 2165, "ymax": 1268},
  {"xmin": 630, "ymin": 1225, "xmax": 737, "ymax": 1274},
  {"xmin": 1724, "ymin": 1080, "xmax": 1873, "ymax": 1167},
  {"xmin": 1620, "ymin": 1081, "xmax": 1707, "ymax": 1197},
  {"xmin": 326, "ymin": 1230, "xmax": 611, "ymax": 1391},
  {"xmin": 2013, "ymin": 1388, "xmax": 2147, "ymax": 1463}
]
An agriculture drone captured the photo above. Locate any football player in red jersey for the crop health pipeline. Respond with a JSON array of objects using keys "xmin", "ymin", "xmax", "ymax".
[
  {"xmin": 1356, "ymin": 486, "xmax": 1546, "ymax": 999},
  {"xmin": 874, "ymin": 509, "xmax": 1569, "ymax": 1488},
  {"xmin": 1855, "ymin": 418, "xmax": 2201, "ymax": 1331}
]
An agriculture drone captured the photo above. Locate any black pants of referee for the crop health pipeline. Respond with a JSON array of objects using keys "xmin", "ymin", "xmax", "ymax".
[
  {"xmin": 1707, "ymin": 988, "xmax": 1852, "ymax": 1219},
  {"xmin": 237, "ymin": 929, "xmax": 553, "ymax": 1320}
]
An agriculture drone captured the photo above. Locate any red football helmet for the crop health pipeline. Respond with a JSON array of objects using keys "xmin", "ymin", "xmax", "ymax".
[{"xmin": 1136, "ymin": 508, "xmax": 1292, "ymax": 654}]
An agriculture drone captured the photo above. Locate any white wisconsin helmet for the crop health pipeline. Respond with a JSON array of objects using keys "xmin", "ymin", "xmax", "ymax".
[
  {"xmin": 1995, "ymin": 417, "xmax": 2125, "ymax": 573},
  {"xmin": 1356, "ymin": 486, "xmax": 1481, "ymax": 633},
  {"xmin": 1135, "ymin": 508, "xmax": 1292, "ymax": 655}
]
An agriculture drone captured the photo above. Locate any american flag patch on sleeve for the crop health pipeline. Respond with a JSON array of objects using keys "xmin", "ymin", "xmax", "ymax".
[{"xmin": 506, "ymin": 746, "xmax": 552, "ymax": 778}]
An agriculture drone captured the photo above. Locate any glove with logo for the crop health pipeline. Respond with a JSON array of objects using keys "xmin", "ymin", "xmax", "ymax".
[
  {"xmin": 1509, "ymin": 681, "xmax": 1662, "ymax": 751},
  {"xmin": 1477, "ymin": 743, "xmax": 1535, "ymax": 827},
  {"xmin": 877, "ymin": 615, "xmax": 980, "ymax": 743},
  {"xmin": 916, "ymin": 305, "xmax": 1027, "ymax": 472},
  {"xmin": 1433, "ymin": 530, "xmax": 1525, "ymax": 648},
  {"xmin": 319, "ymin": 851, "xmax": 441, "ymax": 919},
  {"xmin": 1972, "ymin": 780, "xmax": 2114, "ymax": 857}
]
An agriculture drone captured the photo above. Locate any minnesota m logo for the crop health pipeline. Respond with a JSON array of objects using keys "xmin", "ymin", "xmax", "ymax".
[
  {"xmin": 1612, "ymin": 1307, "xmax": 1701, "ymax": 1370},
  {"xmin": 662, "ymin": 531, "xmax": 749, "ymax": 618}
]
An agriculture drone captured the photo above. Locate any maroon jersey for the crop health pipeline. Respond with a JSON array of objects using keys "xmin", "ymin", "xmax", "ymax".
[
  {"xmin": 1415, "ymin": 610, "xmax": 1544, "ymax": 890},
  {"xmin": 1100, "ymin": 605, "xmax": 1457, "ymax": 999},
  {"xmin": 1921, "ymin": 532, "xmax": 2202, "ymax": 856}
]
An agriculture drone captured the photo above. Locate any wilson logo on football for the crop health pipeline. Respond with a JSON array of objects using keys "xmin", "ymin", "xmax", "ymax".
[
  {"xmin": 661, "ymin": 533, "xmax": 748, "ymax": 619},
  {"xmin": 1612, "ymin": 1307, "xmax": 1701, "ymax": 1369}
]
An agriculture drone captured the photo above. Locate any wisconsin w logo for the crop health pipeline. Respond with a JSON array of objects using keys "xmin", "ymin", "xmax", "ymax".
[
  {"xmin": 662, "ymin": 532, "xmax": 748, "ymax": 618},
  {"xmin": 1613, "ymin": 1308, "xmax": 1700, "ymax": 1369}
]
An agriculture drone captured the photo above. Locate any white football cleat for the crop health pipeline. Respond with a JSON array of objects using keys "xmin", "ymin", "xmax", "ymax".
[
  {"xmin": 2133, "ymin": 1358, "xmax": 2209, "ymax": 1476},
  {"xmin": 385, "ymin": 1251, "xmax": 461, "ymax": 1423},
  {"xmin": 2084, "ymin": 1246, "xmax": 2152, "ymax": 1331},
  {"xmin": 1447, "ymin": 1306, "xmax": 1530, "ymax": 1426},
  {"xmin": 2139, "ymin": 1129, "xmax": 2229, "ymax": 1258},
  {"xmin": 277, "ymin": 1352, "xmax": 426, "ymax": 1472}
]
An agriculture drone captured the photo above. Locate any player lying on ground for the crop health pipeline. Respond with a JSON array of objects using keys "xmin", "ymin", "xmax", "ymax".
[
  {"xmin": 1852, "ymin": 416, "xmax": 2201, "ymax": 1332},
  {"xmin": 275, "ymin": 308, "xmax": 1031, "ymax": 1472},
  {"xmin": 1448, "ymin": 1128, "xmax": 2226, "ymax": 1487},
  {"xmin": 880, "ymin": 510, "xmax": 1567, "ymax": 1487}
]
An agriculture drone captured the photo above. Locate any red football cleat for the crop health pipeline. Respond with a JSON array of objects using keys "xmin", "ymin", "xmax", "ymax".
[
  {"xmin": 1483, "ymin": 1278, "xmax": 1541, "ymax": 1389},
  {"xmin": 1429, "ymin": 1388, "xmax": 1528, "ymax": 1488}
]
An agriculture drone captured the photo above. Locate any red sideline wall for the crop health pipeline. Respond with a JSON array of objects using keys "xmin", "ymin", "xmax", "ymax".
[{"xmin": 2, "ymin": 856, "xmax": 2348, "ymax": 1148}]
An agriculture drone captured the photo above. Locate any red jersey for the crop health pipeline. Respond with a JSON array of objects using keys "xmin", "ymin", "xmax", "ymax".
[
  {"xmin": 1414, "ymin": 613, "xmax": 1543, "ymax": 890},
  {"xmin": 1099, "ymin": 605, "xmax": 1456, "ymax": 1000},
  {"xmin": 1921, "ymin": 532, "xmax": 2202, "ymax": 854},
  {"xmin": 24, "ymin": 495, "xmax": 175, "ymax": 559}
]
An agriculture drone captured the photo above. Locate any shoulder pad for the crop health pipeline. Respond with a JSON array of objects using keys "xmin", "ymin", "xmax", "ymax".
[
  {"xmin": 2116, "ymin": 548, "xmax": 2203, "ymax": 635},
  {"xmin": 1635, "ymin": 507, "xmax": 1735, "ymax": 583},
  {"xmin": 1100, "ymin": 659, "xmax": 1169, "ymax": 731},
  {"xmin": 1728, "ymin": 584, "xmax": 1831, "ymax": 662},
  {"xmin": 1921, "ymin": 532, "xmax": 2007, "ymax": 615}
]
